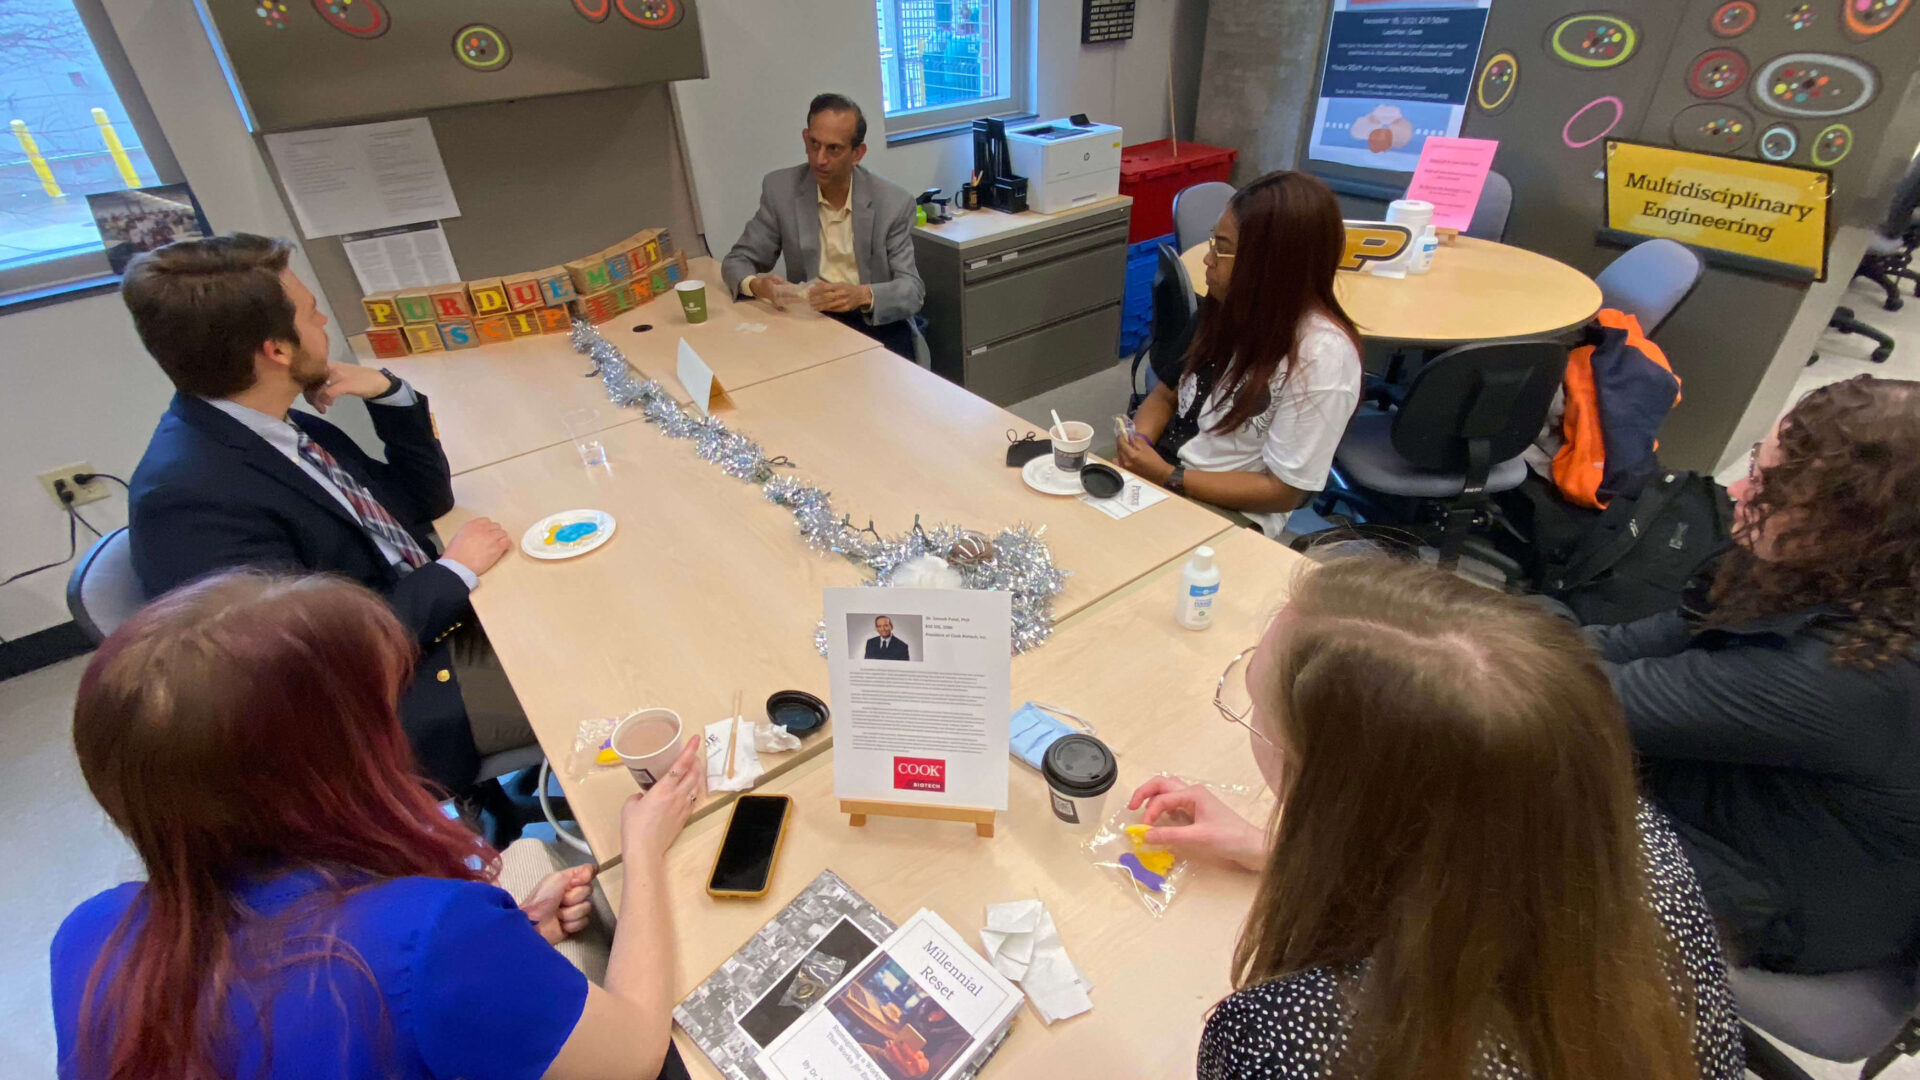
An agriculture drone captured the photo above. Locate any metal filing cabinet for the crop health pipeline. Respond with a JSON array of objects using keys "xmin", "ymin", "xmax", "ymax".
[{"xmin": 911, "ymin": 195, "xmax": 1132, "ymax": 405}]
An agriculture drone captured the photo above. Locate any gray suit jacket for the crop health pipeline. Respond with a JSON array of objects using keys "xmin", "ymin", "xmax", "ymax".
[{"xmin": 721, "ymin": 164, "xmax": 925, "ymax": 327}]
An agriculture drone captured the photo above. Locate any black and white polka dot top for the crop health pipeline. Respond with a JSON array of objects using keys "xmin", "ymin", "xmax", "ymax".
[{"xmin": 1197, "ymin": 802, "xmax": 1744, "ymax": 1080}]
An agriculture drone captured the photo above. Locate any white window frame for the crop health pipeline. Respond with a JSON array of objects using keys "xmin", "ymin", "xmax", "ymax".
[
  {"xmin": 877, "ymin": 0, "xmax": 1031, "ymax": 139},
  {"xmin": 0, "ymin": 0, "xmax": 183, "ymax": 305}
]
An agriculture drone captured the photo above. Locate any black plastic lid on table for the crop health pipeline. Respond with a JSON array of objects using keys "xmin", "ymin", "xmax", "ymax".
[
  {"xmin": 1042, "ymin": 733, "xmax": 1118, "ymax": 797},
  {"xmin": 1079, "ymin": 462, "xmax": 1124, "ymax": 499},
  {"xmin": 765, "ymin": 690, "xmax": 828, "ymax": 735}
]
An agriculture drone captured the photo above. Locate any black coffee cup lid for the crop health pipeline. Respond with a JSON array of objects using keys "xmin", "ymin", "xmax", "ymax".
[
  {"xmin": 1042, "ymin": 733, "xmax": 1117, "ymax": 797},
  {"xmin": 1080, "ymin": 462, "xmax": 1124, "ymax": 499},
  {"xmin": 766, "ymin": 690, "xmax": 828, "ymax": 735}
]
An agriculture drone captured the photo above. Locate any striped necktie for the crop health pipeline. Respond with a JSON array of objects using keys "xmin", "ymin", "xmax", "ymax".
[{"xmin": 294, "ymin": 429, "xmax": 430, "ymax": 570}]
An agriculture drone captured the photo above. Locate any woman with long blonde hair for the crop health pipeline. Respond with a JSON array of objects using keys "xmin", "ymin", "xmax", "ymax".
[{"xmin": 1131, "ymin": 557, "xmax": 1741, "ymax": 1080}]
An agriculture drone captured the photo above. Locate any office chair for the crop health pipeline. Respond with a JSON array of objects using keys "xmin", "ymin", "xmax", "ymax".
[
  {"xmin": 1172, "ymin": 181, "xmax": 1234, "ymax": 254},
  {"xmin": 1815, "ymin": 307, "xmax": 1895, "ymax": 365},
  {"xmin": 1129, "ymin": 242, "xmax": 1201, "ymax": 409},
  {"xmin": 1320, "ymin": 340, "xmax": 1567, "ymax": 565},
  {"xmin": 65, "ymin": 527, "xmax": 144, "ymax": 645},
  {"xmin": 1856, "ymin": 157, "xmax": 1919, "ymax": 312},
  {"xmin": 1734, "ymin": 962, "xmax": 1920, "ymax": 1080},
  {"xmin": 1464, "ymin": 170, "xmax": 1513, "ymax": 242},
  {"xmin": 67, "ymin": 528, "xmax": 553, "ymax": 844},
  {"xmin": 1595, "ymin": 239, "xmax": 1704, "ymax": 334}
]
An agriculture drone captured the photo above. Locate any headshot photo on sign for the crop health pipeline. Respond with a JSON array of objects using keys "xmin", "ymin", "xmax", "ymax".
[{"xmin": 848, "ymin": 613, "xmax": 922, "ymax": 663}]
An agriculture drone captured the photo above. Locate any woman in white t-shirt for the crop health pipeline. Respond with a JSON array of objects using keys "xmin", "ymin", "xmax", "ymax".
[{"xmin": 1119, "ymin": 171, "xmax": 1362, "ymax": 536}]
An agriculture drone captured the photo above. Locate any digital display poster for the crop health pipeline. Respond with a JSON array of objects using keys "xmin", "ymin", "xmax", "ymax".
[{"xmin": 1306, "ymin": 0, "xmax": 1492, "ymax": 173}]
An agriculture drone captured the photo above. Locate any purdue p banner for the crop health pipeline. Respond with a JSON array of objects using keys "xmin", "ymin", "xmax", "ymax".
[{"xmin": 1604, "ymin": 139, "xmax": 1831, "ymax": 279}]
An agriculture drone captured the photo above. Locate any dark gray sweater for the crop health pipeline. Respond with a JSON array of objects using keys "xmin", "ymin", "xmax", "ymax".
[{"xmin": 1593, "ymin": 608, "xmax": 1920, "ymax": 973}]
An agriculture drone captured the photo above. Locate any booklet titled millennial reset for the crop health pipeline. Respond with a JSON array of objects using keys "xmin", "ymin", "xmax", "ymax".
[{"xmin": 756, "ymin": 909, "xmax": 1023, "ymax": 1080}]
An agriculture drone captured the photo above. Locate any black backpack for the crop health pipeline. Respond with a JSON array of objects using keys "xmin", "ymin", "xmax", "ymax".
[{"xmin": 1500, "ymin": 468, "xmax": 1733, "ymax": 625}]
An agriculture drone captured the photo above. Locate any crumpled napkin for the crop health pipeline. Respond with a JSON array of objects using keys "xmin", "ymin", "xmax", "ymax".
[
  {"xmin": 979, "ymin": 899, "xmax": 1093, "ymax": 1024},
  {"xmin": 704, "ymin": 717, "xmax": 764, "ymax": 792}
]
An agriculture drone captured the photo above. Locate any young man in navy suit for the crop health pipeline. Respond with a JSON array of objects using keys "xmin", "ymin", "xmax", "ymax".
[
  {"xmin": 122, "ymin": 234, "xmax": 530, "ymax": 796},
  {"xmin": 863, "ymin": 616, "xmax": 911, "ymax": 661}
]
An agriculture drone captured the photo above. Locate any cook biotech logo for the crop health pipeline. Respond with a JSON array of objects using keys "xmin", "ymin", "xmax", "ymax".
[{"xmin": 893, "ymin": 756, "xmax": 946, "ymax": 793}]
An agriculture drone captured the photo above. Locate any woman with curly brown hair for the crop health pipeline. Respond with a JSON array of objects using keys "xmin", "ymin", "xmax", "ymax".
[{"xmin": 1591, "ymin": 375, "xmax": 1920, "ymax": 974}]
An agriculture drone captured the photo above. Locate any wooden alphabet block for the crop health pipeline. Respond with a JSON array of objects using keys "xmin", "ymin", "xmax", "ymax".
[
  {"xmin": 504, "ymin": 310, "xmax": 543, "ymax": 337},
  {"xmin": 428, "ymin": 284, "xmax": 473, "ymax": 320},
  {"xmin": 537, "ymin": 266, "xmax": 577, "ymax": 306},
  {"xmin": 472, "ymin": 314, "xmax": 515, "ymax": 345},
  {"xmin": 466, "ymin": 277, "xmax": 511, "ymax": 317},
  {"xmin": 609, "ymin": 283, "xmax": 636, "ymax": 311},
  {"xmin": 664, "ymin": 256, "xmax": 685, "ymax": 285},
  {"xmin": 402, "ymin": 323, "xmax": 444, "ymax": 353},
  {"xmin": 611, "ymin": 244, "xmax": 645, "ymax": 279},
  {"xmin": 565, "ymin": 257, "xmax": 612, "ymax": 296},
  {"xmin": 437, "ymin": 319, "xmax": 479, "ymax": 350},
  {"xmin": 632, "ymin": 275, "xmax": 655, "ymax": 302},
  {"xmin": 649, "ymin": 268, "xmax": 670, "ymax": 294},
  {"xmin": 365, "ymin": 327, "xmax": 411, "ymax": 358},
  {"xmin": 642, "ymin": 237, "xmax": 663, "ymax": 266},
  {"xmin": 603, "ymin": 249, "xmax": 632, "ymax": 284},
  {"xmin": 395, "ymin": 289, "xmax": 437, "ymax": 325},
  {"xmin": 570, "ymin": 288, "xmax": 623, "ymax": 325},
  {"xmin": 502, "ymin": 273, "xmax": 546, "ymax": 311},
  {"xmin": 362, "ymin": 292, "xmax": 404, "ymax": 329},
  {"xmin": 536, "ymin": 305, "xmax": 573, "ymax": 333}
]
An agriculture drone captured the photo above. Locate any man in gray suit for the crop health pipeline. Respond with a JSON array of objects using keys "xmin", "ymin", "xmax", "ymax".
[{"xmin": 722, "ymin": 93, "xmax": 924, "ymax": 359}]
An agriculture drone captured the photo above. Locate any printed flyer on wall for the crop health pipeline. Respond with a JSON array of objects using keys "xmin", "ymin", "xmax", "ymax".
[
  {"xmin": 756, "ymin": 909, "xmax": 1022, "ymax": 1080},
  {"xmin": 1306, "ymin": 0, "xmax": 1492, "ymax": 173},
  {"xmin": 825, "ymin": 587, "xmax": 1013, "ymax": 812}
]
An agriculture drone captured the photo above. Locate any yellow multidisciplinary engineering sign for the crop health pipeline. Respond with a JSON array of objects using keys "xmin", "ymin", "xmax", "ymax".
[{"xmin": 1604, "ymin": 140, "xmax": 1831, "ymax": 279}]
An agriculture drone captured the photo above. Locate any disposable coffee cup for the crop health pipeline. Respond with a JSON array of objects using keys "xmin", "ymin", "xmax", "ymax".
[
  {"xmin": 611, "ymin": 707, "xmax": 683, "ymax": 791},
  {"xmin": 1051, "ymin": 420, "xmax": 1094, "ymax": 473},
  {"xmin": 1042, "ymin": 733, "xmax": 1117, "ymax": 829},
  {"xmin": 675, "ymin": 279, "xmax": 708, "ymax": 324}
]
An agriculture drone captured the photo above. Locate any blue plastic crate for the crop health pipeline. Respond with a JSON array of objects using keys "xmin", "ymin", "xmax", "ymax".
[{"xmin": 1119, "ymin": 233, "xmax": 1173, "ymax": 357}]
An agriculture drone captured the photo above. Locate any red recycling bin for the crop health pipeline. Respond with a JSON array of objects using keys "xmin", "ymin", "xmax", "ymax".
[{"xmin": 1118, "ymin": 139, "xmax": 1238, "ymax": 244}]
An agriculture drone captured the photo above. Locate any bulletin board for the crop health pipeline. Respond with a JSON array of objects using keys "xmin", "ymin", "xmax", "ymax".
[{"xmin": 201, "ymin": 0, "xmax": 707, "ymax": 133}]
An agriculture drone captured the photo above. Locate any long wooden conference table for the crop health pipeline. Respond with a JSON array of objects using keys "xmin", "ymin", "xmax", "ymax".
[{"xmin": 401, "ymin": 262, "xmax": 1311, "ymax": 1076}]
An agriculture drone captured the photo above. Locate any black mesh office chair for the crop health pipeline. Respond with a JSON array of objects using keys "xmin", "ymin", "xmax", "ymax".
[
  {"xmin": 1319, "ymin": 340, "xmax": 1567, "ymax": 565},
  {"xmin": 1128, "ymin": 242, "xmax": 1200, "ymax": 411}
]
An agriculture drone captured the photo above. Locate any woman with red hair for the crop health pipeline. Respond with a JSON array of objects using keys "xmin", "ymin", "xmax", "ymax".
[{"xmin": 51, "ymin": 572, "xmax": 703, "ymax": 1079}]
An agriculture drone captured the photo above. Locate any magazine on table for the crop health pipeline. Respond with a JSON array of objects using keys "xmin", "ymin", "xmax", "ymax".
[
  {"xmin": 755, "ymin": 909, "xmax": 1023, "ymax": 1080},
  {"xmin": 676, "ymin": 872, "xmax": 1018, "ymax": 1080}
]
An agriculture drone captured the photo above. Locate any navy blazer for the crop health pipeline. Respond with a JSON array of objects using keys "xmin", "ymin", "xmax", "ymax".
[
  {"xmin": 129, "ymin": 393, "xmax": 480, "ymax": 791},
  {"xmin": 864, "ymin": 635, "xmax": 910, "ymax": 662}
]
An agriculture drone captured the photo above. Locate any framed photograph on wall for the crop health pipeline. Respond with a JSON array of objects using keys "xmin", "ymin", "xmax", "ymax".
[{"xmin": 85, "ymin": 183, "xmax": 212, "ymax": 274}]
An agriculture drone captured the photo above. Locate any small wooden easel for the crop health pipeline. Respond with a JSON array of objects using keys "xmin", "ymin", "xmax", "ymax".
[{"xmin": 841, "ymin": 798, "xmax": 996, "ymax": 838}]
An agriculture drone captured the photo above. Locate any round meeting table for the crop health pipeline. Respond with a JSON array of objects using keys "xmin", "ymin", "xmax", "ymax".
[{"xmin": 1179, "ymin": 236, "xmax": 1602, "ymax": 344}]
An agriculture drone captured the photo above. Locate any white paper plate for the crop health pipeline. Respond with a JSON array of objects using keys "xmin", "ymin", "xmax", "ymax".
[
  {"xmin": 1022, "ymin": 455, "xmax": 1086, "ymax": 496},
  {"xmin": 521, "ymin": 509, "xmax": 617, "ymax": 560}
]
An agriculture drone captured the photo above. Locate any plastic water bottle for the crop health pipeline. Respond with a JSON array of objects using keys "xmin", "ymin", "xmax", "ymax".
[
  {"xmin": 1409, "ymin": 226, "xmax": 1440, "ymax": 275},
  {"xmin": 1177, "ymin": 546, "xmax": 1221, "ymax": 630}
]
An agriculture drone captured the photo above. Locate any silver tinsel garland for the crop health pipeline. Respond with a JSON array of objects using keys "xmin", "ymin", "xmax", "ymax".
[{"xmin": 569, "ymin": 320, "xmax": 1066, "ymax": 653}]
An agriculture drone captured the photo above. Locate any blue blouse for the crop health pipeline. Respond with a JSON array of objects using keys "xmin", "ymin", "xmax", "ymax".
[{"xmin": 51, "ymin": 870, "xmax": 588, "ymax": 1080}]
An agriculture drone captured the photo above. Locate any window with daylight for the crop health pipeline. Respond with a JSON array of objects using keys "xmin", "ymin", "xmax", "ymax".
[
  {"xmin": 873, "ymin": 0, "xmax": 1028, "ymax": 137},
  {"xmin": 1, "ymin": 0, "xmax": 178, "ymax": 302}
]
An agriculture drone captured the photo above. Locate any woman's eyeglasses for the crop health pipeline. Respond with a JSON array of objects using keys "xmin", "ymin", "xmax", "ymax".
[
  {"xmin": 1207, "ymin": 234, "xmax": 1236, "ymax": 260},
  {"xmin": 1215, "ymin": 645, "xmax": 1273, "ymax": 746}
]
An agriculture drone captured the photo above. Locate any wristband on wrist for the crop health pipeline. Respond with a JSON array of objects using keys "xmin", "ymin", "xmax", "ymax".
[
  {"xmin": 371, "ymin": 368, "xmax": 403, "ymax": 400},
  {"xmin": 1167, "ymin": 466, "xmax": 1187, "ymax": 495}
]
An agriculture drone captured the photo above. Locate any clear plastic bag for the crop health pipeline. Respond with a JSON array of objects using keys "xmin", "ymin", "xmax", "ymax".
[
  {"xmin": 1085, "ymin": 774, "xmax": 1259, "ymax": 917},
  {"xmin": 566, "ymin": 715, "xmax": 623, "ymax": 785},
  {"xmin": 1086, "ymin": 807, "xmax": 1189, "ymax": 918},
  {"xmin": 778, "ymin": 951, "xmax": 848, "ymax": 1010}
]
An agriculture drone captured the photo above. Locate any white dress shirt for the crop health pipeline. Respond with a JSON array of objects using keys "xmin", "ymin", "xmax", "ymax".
[{"xmin": 204, "ymin": 386, "xmax": 478, "ymax": 591}]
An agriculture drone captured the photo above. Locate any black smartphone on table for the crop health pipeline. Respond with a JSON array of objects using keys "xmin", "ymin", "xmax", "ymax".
[{"xmin": 706, "ymin": 794, "xmax": 792, "ymax": 898}]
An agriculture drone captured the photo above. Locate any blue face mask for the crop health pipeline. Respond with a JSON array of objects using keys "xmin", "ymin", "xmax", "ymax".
[{"xmin": 1009, "ymin": 702, "xmax": 1084, "ymax": 770}]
